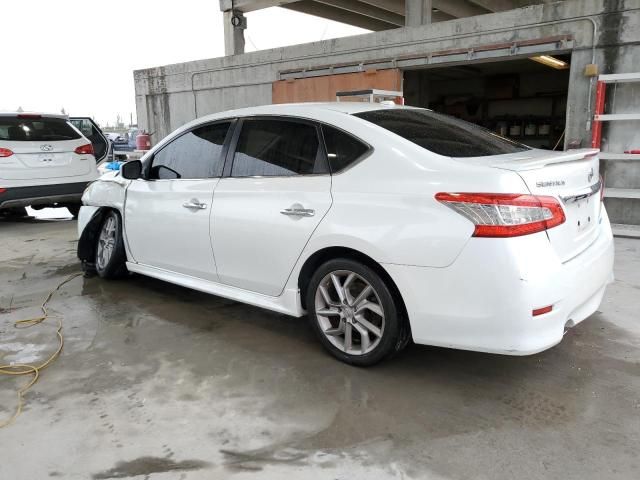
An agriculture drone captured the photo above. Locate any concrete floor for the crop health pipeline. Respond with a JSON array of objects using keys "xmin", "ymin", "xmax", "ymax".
[{"xmin": 1, "ymin": 212, "xmax": 639, "ymax": 480}]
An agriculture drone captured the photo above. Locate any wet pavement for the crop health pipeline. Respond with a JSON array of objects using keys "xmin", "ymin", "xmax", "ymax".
[{"xmin": 1, "ymin": 210, "xmax": 639, "ymax": 479}]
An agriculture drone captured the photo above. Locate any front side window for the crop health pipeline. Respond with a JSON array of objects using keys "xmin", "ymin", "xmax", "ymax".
[
  {"xmin": 322, "ymin": 125, "xmax": 369, "ymax": 173},
  {"xmin": 150, "ymin": 122, "xmax": 230, "ymax": 180},
  {"xmin": 231, "ymin": 119, "xmax": 325, "ymax": 177},
  {"xmin": 354, "ymin": 109, "xmax": 530, "ymax": 158},
  {"xmin": 0, "ymin": 117, "xmax": 81, "ymax": 142}
]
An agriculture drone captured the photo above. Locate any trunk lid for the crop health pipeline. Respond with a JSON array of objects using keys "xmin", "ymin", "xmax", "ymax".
[
  {"xmin": 0, "ymin": 139, "xmax": 93, "ymax": 180},
  {"xmin": 460, "ymin": 148, "xmax": 602, "ymax": 262}
]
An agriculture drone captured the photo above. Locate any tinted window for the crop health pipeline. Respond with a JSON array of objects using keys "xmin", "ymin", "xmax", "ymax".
[
  {"xmin": 0, "ymin": 117, "xmax": 81, "ymax": 141},
  {"xmin": 354, "ymin": 109, "xmax": 530, "ymax": 157},
  {"xmin": 322, "ymin": 125, "xmax": 369, "ymax": 173},
  {"xmin": 231, "ymin": 119, "xmax": 324, "ymax": 177},
  {"xmin": 150, "ymin": 122, "xmax": 230, "ymax": 179}
]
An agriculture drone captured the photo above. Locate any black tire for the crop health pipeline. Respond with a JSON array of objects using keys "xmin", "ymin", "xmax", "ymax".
[
  {"xmin": 66, "ymin": 204, "xmax": 81, "ymax": 218},
  {"xmin": 95, "ymin": 210, "xmax": 128, "ymax": 279},
  {"xmin": 306, "ymin": 258, "xmax": 407, "ymax": 366}
]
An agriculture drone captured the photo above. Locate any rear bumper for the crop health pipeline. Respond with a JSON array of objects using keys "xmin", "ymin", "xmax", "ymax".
[
  {"xmin": 384, "ymin": 208, "xmax": 615, "ymax": 355},
  {"xmin": 0, "ymin": 182, "xmax": 89, "ymax": 209}
]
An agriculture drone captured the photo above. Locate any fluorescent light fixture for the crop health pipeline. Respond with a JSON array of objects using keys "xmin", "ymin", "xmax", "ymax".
[{"xmin": 530, "ymin": 55, "xmax": 569, "ymax": 70}]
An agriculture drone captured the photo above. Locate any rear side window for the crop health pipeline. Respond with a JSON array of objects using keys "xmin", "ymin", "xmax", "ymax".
[
  {"xmin": 322, "ymin": 125, "xmax": 369, "ymax": 173},
  {"xmin": 150, "ymin": 122, "xmax": 230, "ymax": 179},
  {"xmin": 231, "ymin": 119, "xmax": 325, "ymax": 177},
  {"xmin": 354, "ymin": 109, "xmax": 530, "ymax": 158},
  {"xmin": 0, "ymin": 117, "xmax": 81, "ymax": 141}
]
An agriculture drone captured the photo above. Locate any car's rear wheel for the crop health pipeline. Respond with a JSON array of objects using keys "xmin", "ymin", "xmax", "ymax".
[
  {"xmin": 306, "ymin": 258, "xmax": 406, "ymax": 366},
  {"xmin": 95, "ymin": 210, "xmax": 127, "ymax": 279}
]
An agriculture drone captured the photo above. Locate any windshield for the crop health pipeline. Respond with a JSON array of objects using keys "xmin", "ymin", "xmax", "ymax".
[
  {"xmin": 0, "ymin": 117, "xmax": 81, "ymax": 142},
  {"xmin": 354, "ymin": 109, "xmax": 530, "ymax": 158}
]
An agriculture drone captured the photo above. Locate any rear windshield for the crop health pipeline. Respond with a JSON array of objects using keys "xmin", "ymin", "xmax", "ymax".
[
  {"xmin": 0, "ymin": 117, "xmax": 81, "ymax": 142},
  {"xmin": 354, "ymin": 109, "xmax": 530, "ymax": 157}
]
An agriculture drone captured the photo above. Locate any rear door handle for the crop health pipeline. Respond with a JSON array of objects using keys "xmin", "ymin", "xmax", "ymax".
[
  {"xmin": 182, "ymin": 199, "xmax": 207, "ymax": 210},
  {"xmin": 281, "ymin": 206, "xmax": 315, "ymax": 217}
]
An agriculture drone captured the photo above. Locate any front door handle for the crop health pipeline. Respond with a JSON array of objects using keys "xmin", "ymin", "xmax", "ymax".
[
  {"xmin": 182, "ymin": 199, "xmax": 207, "ymax": 210},
  {"xmin": 281, "ymin": 205, "xmax": 315, "ymax": 217}
]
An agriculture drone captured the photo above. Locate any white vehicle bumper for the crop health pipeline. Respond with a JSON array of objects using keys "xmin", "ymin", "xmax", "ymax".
[{"xmin": 385, "ymin": 209, "xmax": 615, "ymax": 355}]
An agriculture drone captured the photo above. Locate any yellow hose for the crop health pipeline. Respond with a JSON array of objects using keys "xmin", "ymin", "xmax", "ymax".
[{"xmin": 0, "ymin": 272, "xmax": 82, "ymax": 428}]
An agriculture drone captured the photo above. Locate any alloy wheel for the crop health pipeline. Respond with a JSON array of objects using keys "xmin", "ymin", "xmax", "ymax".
[
  {"xmin": 96, "ymin": 215, "xmax": 117, "ymax": 270},
  {"xmin": 314, "ymin": 269, "xmax": 385, "ymax": 355}
]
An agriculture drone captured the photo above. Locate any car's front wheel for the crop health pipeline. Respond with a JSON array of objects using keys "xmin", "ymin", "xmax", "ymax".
[
  {"xmin": 306, "ymin": 258, "xmax": 407, "ymax": 366},
  {"xmin": 95, "ymin": 210, "xmax": 127, "ymax": 279}
]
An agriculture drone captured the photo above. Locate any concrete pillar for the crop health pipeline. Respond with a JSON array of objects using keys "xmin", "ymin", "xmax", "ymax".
[
  {"xmin": 223, "ymin": 10, "xmax": 246, "ymax": 56},
  {"xmin": 405, "ymin": 0, "xmax": 432, "ymax": 27}
]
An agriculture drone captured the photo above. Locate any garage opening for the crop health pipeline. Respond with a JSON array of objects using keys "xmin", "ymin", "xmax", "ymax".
[{"xmin": 403, "ymin": 55, "xmax": 571, "ymax": 150}]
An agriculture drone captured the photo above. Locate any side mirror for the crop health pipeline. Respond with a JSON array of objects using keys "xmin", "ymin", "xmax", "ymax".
[{"xmin": 121, "ymin": 160, "xmax": 143, "ymax": 180}]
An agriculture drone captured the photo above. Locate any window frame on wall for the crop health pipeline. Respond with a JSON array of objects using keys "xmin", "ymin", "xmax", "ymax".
[
  {"xmin": 145, "ymin": 119, "xmax": 236, "ymax": 180},
  {"xmin": 222, "ymin": 116, "xmax": 330, "ymax": 178}
]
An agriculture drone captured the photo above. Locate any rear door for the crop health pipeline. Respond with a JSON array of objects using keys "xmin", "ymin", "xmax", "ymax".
[
  {"xmin": 211, "ymin": 117, "xmax": 332, "ymax": 296},
  {"xmin": 124, "ymin": 120, "xmax": 232, "ymax": 281},
  {"xmin": 0, "ymin": 115, "xmax": 94, "ymax": 180},
  {"xmin": 69, "ymin": 117, "xmax": 110, "ymax": 163}
]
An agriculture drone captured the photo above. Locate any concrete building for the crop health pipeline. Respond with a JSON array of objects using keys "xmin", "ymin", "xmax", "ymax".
[{"xmin": 134, "ymin": 0, "xmax": 640, "ymax": 226}]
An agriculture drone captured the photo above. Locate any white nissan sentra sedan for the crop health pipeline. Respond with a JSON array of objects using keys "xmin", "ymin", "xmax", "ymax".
[{"xmin": 77, "ymin": 103, "xmax": 614, "ymax": 365}]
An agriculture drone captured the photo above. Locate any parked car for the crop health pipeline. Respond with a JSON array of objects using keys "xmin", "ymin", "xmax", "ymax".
[
  {"xmin": 106, "ymin": 132, "xmax": 134, "ymax": 152},
  {"xmin": 1, "ymin": 113, "xmax": 108, "ymax": 218},
  {"xmin": 76, "ymin": 103, "xmax": 614, "ymax": 365}
]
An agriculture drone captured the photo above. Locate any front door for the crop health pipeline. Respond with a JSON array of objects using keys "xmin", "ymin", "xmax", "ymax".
[
  {"xmin": 124, "ymin": 121, "xmax": 232, "ymax": 281},
  {"xmin": 212, "ymin": 117, "xmax": 332, "ymax": 296}
]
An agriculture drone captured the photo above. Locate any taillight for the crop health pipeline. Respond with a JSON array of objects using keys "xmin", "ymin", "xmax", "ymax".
[
  {"xmin": 435, "ymin": 192, "xmax": 566, "ymax": 238},
  {"xmin": 74, "ymin": 143, "xmax": 94, "ymax": 155},
  {"xmin": 0, "ymin": 148, "xmax": 13, "ymax": 157}
]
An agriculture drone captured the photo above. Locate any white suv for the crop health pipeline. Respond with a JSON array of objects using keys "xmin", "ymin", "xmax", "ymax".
[{"xmin": 0, "ymin": 113, "xmax": 108, "ymax": 217}]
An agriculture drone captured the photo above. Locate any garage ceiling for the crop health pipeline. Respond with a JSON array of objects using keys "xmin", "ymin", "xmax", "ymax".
[{"xmin": 219, "ymin": 0, "xmax": 560, "ymax": 31}]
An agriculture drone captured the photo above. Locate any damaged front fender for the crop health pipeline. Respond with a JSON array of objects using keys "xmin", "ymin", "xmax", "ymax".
[{"xmin": 77, "ymin": 173, "xmax": 129, "ymax": 270}]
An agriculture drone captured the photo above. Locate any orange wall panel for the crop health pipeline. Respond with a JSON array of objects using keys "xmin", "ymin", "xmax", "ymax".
[{"xmin": 272, "ymin": 69, "xmax": 402, "ymax": 104}]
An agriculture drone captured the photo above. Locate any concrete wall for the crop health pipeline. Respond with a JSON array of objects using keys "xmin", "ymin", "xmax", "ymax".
[{"xmin": 134, "ymin": 0, "xmax": 640, "ymax": 223}]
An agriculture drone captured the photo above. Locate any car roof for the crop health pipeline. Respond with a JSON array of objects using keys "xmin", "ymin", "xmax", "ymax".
[
  {"xmin": 221, "ymin": 101, "xmax": 410, "ymax": 117},
  {"xmin": 0, "ymin": 112, "xmax": 69, "ymax": 119},
  {"xmin": 178, "ymin": 102, "xmax": 416, "ymax": 135}
]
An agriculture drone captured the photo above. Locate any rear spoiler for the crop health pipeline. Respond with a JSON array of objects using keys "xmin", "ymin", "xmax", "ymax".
[{"xmin": 490, "ymin": 148, "xmax": 599, "ymax": 171}]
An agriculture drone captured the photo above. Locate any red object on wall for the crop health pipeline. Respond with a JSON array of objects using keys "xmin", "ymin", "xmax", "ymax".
[
  {"xmin": 136, "ymin": 132, "xmax": 152, "ymax": 151},
  {"xmin": 591, "ymin": 81, "xmax": 606, "ymax": 149}
]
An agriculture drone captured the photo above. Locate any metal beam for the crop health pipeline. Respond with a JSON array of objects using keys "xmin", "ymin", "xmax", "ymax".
[
  {"xmin": 282, "ymin": 1, "xmax": 400, "ymax": 30},
  {"xmin": 313, "ymin": 0, "xmax": 405, "ymax": 25},
  {"xmin": 358, "ymin": 0, "xmax": 405, "ymax": 16},
  {"xmin": 432, "ymin": 0, "xmax": 490, "ymax": 18},
  {"xmin": 219, "ymin": 0, "xmax": 299, "ymax": 13},
  {"xmin": 467, "ymin": 0, "xmax": 546, "ymax": 12}
]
